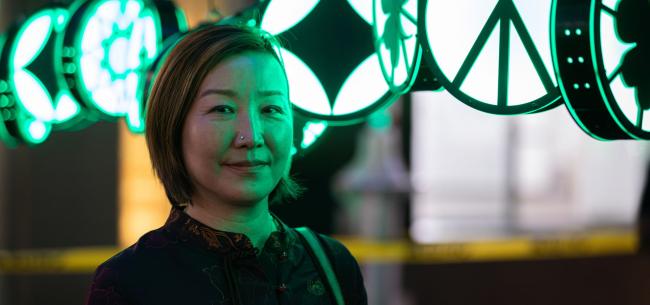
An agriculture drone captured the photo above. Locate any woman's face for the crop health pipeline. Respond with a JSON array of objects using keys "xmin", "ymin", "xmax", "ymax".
[{"xmin": 182, "ymin": 51, "xmax": 292, "ymax": 206}]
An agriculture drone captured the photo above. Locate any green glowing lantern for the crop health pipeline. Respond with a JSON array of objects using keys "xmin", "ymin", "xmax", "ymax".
[
  {"xmin": 372, "ymin": 0, "xmax": 422, "ymax": 94},
  {"xmin": 552, "ymin": 0, "xmax": 650, "ymax": 139},
  {"xmin": 421, "ymin": 0, "xmax": 562, "ymax": 114},
  {"xmin": 0, "ymin": 6, "xmax": 80, "ymax": 146},
  {"xmin": 63, "ymin": 0, "xmax": 186, "ymax": 133},
  {"xmin": 260, "ymin": 0, "xmax": 399, "ymax": 123}
]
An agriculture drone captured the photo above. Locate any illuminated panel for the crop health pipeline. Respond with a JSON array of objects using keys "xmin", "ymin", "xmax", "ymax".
[
  {"xmin": 552, "ymin": 0, "xmax": 649, "ymax": 139},
  {"xmin": 260, "ymin": 0, "xmax": 398, "ymax": 124},
  {"xmin": 421, "ymin": 0, "xmax": 561, "ymax": 114},
  {"xmin": 300, "ymin": 121, "xmax": 327, "ymax": 149},
  {"xmin": 372, "ymin": 0, "xmax": 421, "ymax": 94},
  {"xmin": 260, "ymin": 0, "xmax": 319, "ymax": 35},
  {"xmin": 0, "ymin": 7, "xmax": 80, "ymax": 145},
  {"xmin": 64, "ymin": 0, "xmax": 186, "ymax": 133}
]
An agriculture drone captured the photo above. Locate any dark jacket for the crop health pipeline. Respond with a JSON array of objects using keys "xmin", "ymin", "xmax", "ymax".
[{"xmin": 85, "ymin": 207, "xmax": 367, "ymax": 305}]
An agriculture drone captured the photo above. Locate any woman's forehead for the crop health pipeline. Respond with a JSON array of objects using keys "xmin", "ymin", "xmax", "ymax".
[{"xmin": 200, "ymin": 51, "xmax": 289, "ymax": 93}]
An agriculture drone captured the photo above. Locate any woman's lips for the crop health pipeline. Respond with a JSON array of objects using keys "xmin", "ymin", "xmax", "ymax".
[{"xmin": 222, "ymin": 161, "xmax": 269, "ymax": 173}]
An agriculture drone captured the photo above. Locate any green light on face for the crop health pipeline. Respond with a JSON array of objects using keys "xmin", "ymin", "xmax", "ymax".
[{"xmin": 261, "ymin": 0, "xmax": 320, "ymax": 35}]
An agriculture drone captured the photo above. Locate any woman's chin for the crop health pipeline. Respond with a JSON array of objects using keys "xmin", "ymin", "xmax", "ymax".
[{"xmin": 223, "ymin": 190, "xmax": 271, "ymax": 207}]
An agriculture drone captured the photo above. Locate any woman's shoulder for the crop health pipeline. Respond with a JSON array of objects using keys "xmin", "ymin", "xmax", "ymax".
[
  {"xmin": 307, "ymin": 231, "xmax": 368, "ymax": 305},
  {"xmin": 104, "ymin": 228, "xmax": 175, "ymax": 266},
  {"xmin": 91, "ymin": 227, "xmax": 178, "ymax": 285},
  {"xmin": 313, "ymin": 233, "xmax": 356, "ymax": 262},
  {"xmin": 85, "ymin": 228, "xmax": 181, "ymax": 304}
]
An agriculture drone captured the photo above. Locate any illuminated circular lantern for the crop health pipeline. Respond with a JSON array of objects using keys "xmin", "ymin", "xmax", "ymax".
[
  {"xmin": 372, "ymin": 0, "xmax": 422, "ymax": 94},
  {"xmin": 62, "ymin": 0, "xmax": 186, "ymax": 133},
  {"xmin": 552, "ymin": 0, "xmax": 650, "ymax": 139},
  {"xmin": 0, "ymin": 6, "xmax": 78, "ymax": 146},
  {"xmin": 420, "ymin": 0, "xmax": 562, "ymax": 114},
  {"xmin": 260, "ymin": 0, "xmax": 398, "ymax": 124}
]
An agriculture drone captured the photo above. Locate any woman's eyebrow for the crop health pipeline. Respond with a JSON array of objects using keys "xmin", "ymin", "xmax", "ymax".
[
  {"xmin": 258, "ymin": 90, "xmax": 286, "ymax": 97},
  {"xmin": 199, "ymin": 89, "xmax": 236, "ymax": 99},
  {"xmin": 198, "ymin": 89, "xmax": 287, "ymax": 99}
]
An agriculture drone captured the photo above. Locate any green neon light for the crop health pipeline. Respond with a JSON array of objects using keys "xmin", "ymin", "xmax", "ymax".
[
  {"xmin": 423, "ymin": 0, "xmax": 560, "ymax": 114},
  {"xmin": 552, "ymin": 0, "xmax": 650, "ymax": 139},
  {"xmin": 263, "ymin": 0, "xmax": 396, "ymax": 124},
  {"xmin": 12, "ymin": 70, "xmax": 52, "ymax": 121},
  {"xmin": 279, "ymin": 47, "xmax": 330, "ymax": 116},
  {"xmin": 11, "ymin": 11, "xmax": 55, "ymax": 125},
  {"xmin": 373, "ymin": 0, "xmax": 421, "ymax": 94},
  {"xmin": 600, "ymin": 0, "xmax": 648, "ymax": 134},
  {"xmin": 261, "ymin": 0, "xmax": 320, "ymax": 35},
  {"xmin": 13, "ymin": 114, "xmax": 51, "ymax": 145},
  {"xmin": 591, "ymin": 0, "xmax": 648, "ymax": 138},
  {"xmin": 72, "ymin": 0, "xmax": 162, "ymax": 132},
  {"xmin": 5, "ymin": 8, "xmax": 78, "ymax": 144},
  {"xmin": 347, "ymin": 0, "xmax": 373, "ymax": 25},
  {"xmin": 0, "ymin": 35, "xmax": 18, "ymax": 147},
  {"xmin": 301, "ymin": 121, "xmax": 328, "ymax": 149},
  {"xmin": 550, "ymin": 0, "xmax": 604, "ymax": 139},
  {"xmin": 13, "ymin": 14, "xmax": 51, "ymax": 68},
  {"xmin": 175, "ymin": 7, "xmax": 189, "ymax": 32},
  {"xmin": 332, "ymin": 54, "xmax": 392, "ymax": 116},
  {"xmin": 54, "ymin": 91, "xmax": 80, "ymax": 121}
]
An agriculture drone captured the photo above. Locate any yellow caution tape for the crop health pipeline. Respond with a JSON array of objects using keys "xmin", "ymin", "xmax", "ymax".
[
  {"xmin": 0, "ymin": 247, "xmax": 117, "ymax": 274},
  {"xmin": 340, "ymin": 230, "xmax": 638, "ymax": 264},
  {"xmin": 0, "ymin": 230, "xmax": 638, "ymax": 273}
]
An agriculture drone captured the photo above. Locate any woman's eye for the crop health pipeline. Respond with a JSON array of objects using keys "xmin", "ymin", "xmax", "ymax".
[
  {"xmin": 210, "ymin": 105, "xmax": 234, "ymax": 114},
  {"xmin": 263, "ymin": 105, "xmax": 285, "ymax": 114}
]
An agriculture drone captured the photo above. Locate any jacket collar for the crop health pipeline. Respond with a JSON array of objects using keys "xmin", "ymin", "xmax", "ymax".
[{"xmin": 163, "ymin": 207, "xmax": 295, "ymax": 260}]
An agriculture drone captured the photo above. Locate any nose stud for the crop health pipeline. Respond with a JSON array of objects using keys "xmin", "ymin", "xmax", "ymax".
[{"xmin": 239, "ymin": 135, "xmax": 246, "ymax": 141}]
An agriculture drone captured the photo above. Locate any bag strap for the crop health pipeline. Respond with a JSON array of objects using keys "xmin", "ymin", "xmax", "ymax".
[{"xmin": 295, "ymin": 227, "xmax": 345, "ymax": 305}]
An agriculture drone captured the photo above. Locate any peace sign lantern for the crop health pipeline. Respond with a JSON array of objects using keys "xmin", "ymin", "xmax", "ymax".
[{"xmin": 421, "ymin": 0, "xmax": 562, "ymax": 114}]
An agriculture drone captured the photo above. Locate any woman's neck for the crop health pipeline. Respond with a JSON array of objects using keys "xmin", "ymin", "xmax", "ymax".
[{"xmin": 184, "ymin": 196, "xmax": 277, "ymax": 251}]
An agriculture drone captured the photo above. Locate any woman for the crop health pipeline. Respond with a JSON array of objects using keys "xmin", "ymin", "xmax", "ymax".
[{"xmin": 85, "ymin": 25, "xmax": 367, "ymax": 305}]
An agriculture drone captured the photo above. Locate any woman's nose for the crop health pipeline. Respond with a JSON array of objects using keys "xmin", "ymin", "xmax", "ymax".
[{"xmin": 234, "ymin": 112, "xmax": 263, "ymax": 148}]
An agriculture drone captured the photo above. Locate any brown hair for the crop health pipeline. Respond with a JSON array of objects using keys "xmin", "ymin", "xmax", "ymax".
[{"xmin": 145, "ymin": 24, "xmax": 302, "ymax": 207}]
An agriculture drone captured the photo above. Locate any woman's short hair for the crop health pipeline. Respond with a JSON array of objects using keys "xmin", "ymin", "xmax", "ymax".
[{"xmin": 146, "ymin": 24, "xmax": 302, "ymax": 207}]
